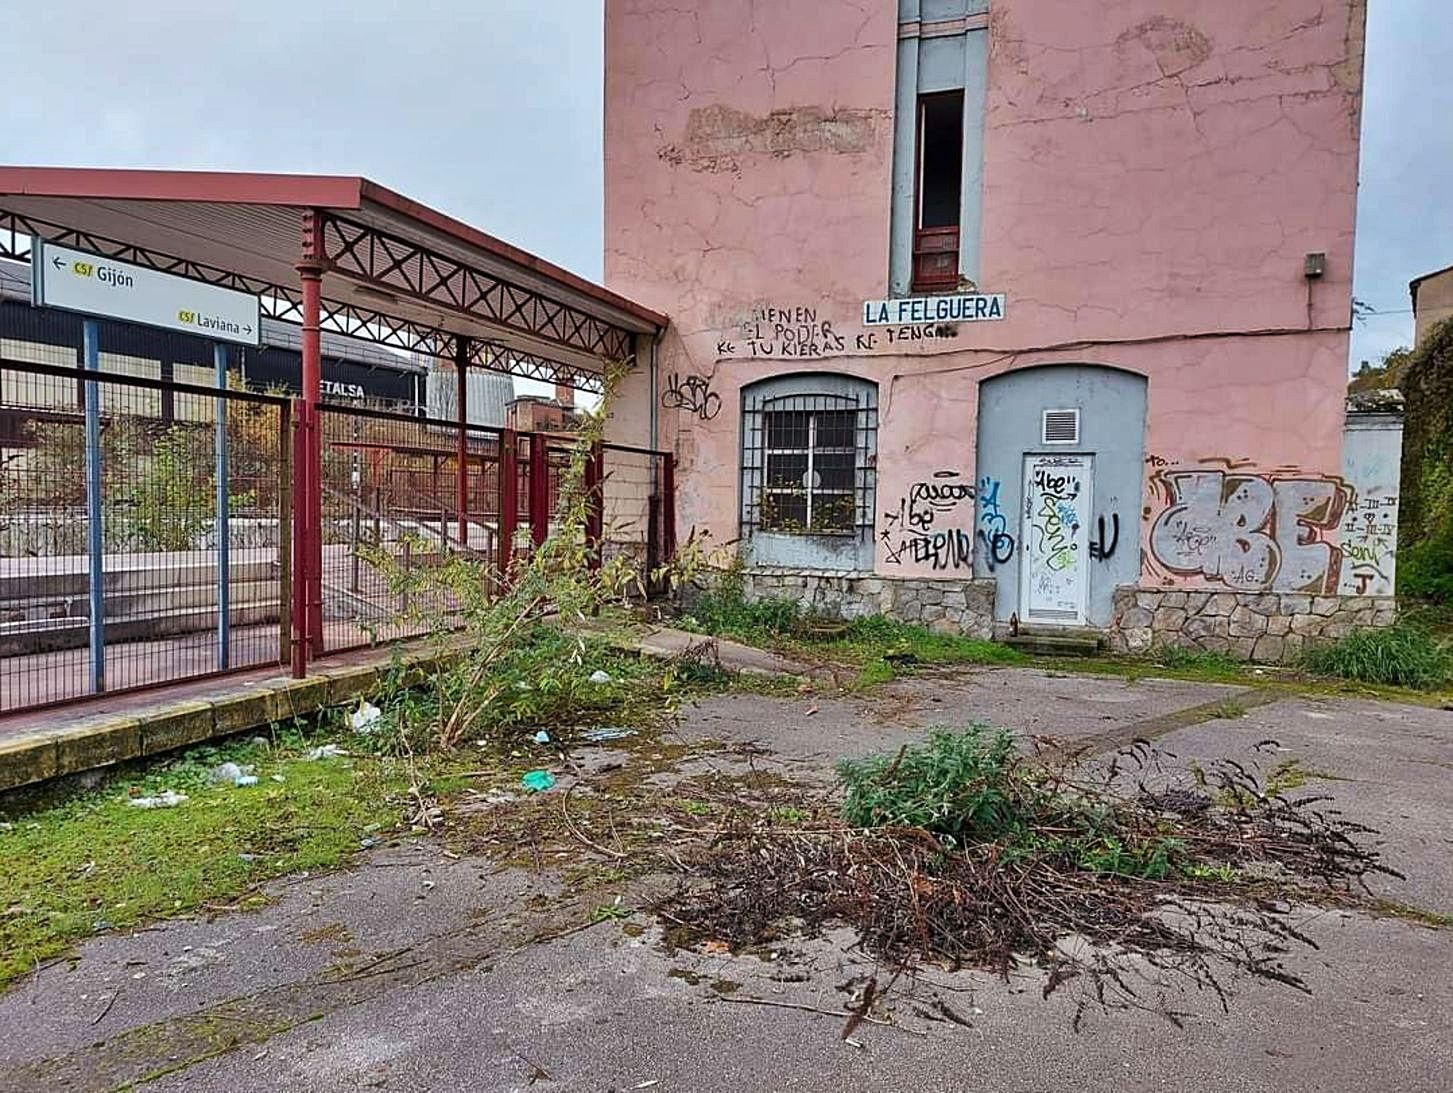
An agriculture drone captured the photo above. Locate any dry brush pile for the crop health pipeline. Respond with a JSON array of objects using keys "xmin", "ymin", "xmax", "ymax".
[{"xmin": 655, "ymin": 726, "xmax": 1398, "ymax": 1025}]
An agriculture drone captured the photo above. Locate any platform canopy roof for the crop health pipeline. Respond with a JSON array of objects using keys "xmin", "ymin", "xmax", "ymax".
[{"xmin": 0, "ymin": 167, "xmax": 666, "ymax": 392}]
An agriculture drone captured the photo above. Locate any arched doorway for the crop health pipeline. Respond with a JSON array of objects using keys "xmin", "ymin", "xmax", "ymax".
[{"xmin": 974, "ymin": 364, "xmax": 1147, "ymax": 627}]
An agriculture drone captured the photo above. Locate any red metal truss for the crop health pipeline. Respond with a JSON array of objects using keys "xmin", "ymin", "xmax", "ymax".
[
  {"xmin": 317, "ymin": 214, "xmax": 635, "ymax": 363},
  {"xmin": 465, "ymin": 340, "xmax": 604, "ymax": 393},
  {"xmin": 0, "ymin": 207, "xmax": 295, "ymax": 313},
  {"xmin": 0, "ymin": 209, "xmax": 607, "ymax": 392}
]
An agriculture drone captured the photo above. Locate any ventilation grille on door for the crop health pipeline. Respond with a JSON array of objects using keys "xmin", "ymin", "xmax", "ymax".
[{"xmin": 1042, "ymin": 408, "xmax": 1080, "ymax": 444}]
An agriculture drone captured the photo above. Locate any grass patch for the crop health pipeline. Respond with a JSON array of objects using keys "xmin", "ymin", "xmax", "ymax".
[
  {"xmin": 1265, "ymin": 758, "xmax": 1347, "ymax": 794},
  {"xmin": 1149, "ymin": 645, "xmax": 1247, "ymax": 680},
  {"xmin": 1208, "ymin": 699, "xmax": 1248, "ymax": 720},
  {"xmin": 681, "ymin": 585, "xmax": 801, "ymax": 643},
  {"xmin": 681, "ymin": 579, "xmax": 1025, "ymax": 680},
  {"xmin": 0, "ymin": 730, "xmax": 416, "ymax": 991},
  {"xmin": 1300, "ymin": 623, "xmax": 1453, "ymax": 690},
  {"xmin": 811, "ymin": 615, "xmax": 1026, "ymax": 669}
]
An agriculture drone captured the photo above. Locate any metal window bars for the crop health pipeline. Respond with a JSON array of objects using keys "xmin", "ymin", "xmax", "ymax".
[{"xmin": 741, "ymin": 388, "xmax": 878, "ymax": 541}]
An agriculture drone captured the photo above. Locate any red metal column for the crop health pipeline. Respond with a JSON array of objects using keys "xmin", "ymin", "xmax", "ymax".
[
  {"xmin": 454, "ymin": 337, "xmax": 470, "ymax": 546},
  {"xmin": 528, "ymin": 434, "xmax": 550, "ymax": 548},
  {"xmin": 498, "ymin": 429, "xmax": 518, "ymax": 576},
  {"xmin": 298, "ymin": 211, "xmax": 325, "ymax": 659},
  {"xmin": 661, "ymin": 454, "xmax": 677, "ymax": 562}
]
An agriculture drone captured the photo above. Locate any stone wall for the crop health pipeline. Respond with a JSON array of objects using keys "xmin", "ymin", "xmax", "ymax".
[
  {"xmin": 1108, "ymin": 587, "xmax": 1398, "ymax": 663},
  {"xmin": 741, "ymin": 568, "xmax": 997, "ymax": 639}
]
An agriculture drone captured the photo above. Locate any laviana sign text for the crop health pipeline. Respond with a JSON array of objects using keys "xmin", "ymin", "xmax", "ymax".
[{"xmin": 32, "ymin": 241, "xmax": 261, "ymax": 346}]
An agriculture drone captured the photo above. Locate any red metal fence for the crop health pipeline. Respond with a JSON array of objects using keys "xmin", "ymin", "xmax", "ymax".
[{"xmin": 0, "ymin": 357, "xmax": 674, "ymax": 716}]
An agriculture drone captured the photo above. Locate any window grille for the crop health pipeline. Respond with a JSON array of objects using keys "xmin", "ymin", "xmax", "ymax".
[{"xmin": 741, "ymin": 378, "xmax": 877, "ymax": 540}]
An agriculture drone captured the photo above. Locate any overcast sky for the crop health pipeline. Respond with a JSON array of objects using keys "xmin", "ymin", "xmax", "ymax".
[{"xmin": 3, "ymin": 1, "xmax": 1446, "ymax": 371}]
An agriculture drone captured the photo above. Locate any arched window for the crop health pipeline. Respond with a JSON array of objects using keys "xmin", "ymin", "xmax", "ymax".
[{"xmin": 740, "ymin": 373, "xmax": 877, "ymax": 569}]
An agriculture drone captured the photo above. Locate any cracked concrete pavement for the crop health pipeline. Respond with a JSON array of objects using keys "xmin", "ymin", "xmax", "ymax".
[{"xmin": 1, "ymin": 665, "xmax": 1450, "ymax": 1092}]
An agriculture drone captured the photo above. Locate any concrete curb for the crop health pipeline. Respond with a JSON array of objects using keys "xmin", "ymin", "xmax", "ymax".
[
  {"xmin": 0, "ymin": 627, "xmax": 817, "ymax": 795},
  {"xmin": 0, "ymin": 643, "xmax": 467, "ymax": 795}
]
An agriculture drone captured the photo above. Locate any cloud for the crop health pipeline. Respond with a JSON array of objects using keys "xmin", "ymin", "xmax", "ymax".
[
  {"xmin": 0, "ymin": 0, "xmax": 605, "ymax": 280},
  {"xmin": 1350, "ymin": 0, "xmax": 1453, "ymax": 366}
]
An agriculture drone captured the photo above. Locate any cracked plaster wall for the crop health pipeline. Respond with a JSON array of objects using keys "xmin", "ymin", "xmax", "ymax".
[{"xmin": 604, "ymin": 0, "xmax": 1367, "ymax": 589}]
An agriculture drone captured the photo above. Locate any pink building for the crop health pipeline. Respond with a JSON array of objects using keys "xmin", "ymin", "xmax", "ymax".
[{"xmin": 605, "ymin": 0, "xmax": 1397, "ymax": 658}]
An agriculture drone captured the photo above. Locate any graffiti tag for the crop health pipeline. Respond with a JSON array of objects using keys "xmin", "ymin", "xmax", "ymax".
[
  {"xmin": 975, "ymin": 474, "xmax": 1015, "ymax": 570},
  {"xmin": 660, "ymin": 373, "xmax": 721, "ymax": 421},
  {"xmin": 1149, "ymin": 471, "xmax": 1349, "ymax": 593},
  {"xmin": 883, "ymin": 471, "xmax": 976, "ymax": 570},
  {"xmin": 1338, "ymin": 493, "xmax": 1398, "ymax": 596},
  {"xmin": 1088, "ymin": 513, "xmax": 1120, "ymax": 561}
]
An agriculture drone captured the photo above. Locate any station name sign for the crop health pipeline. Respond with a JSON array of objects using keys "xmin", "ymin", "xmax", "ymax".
[
  {"xmin": 861, "ymin": 293, "xmax": 1006, "ymax": 326},
  {"xmin": 31, "ymin": 240, "xmax": 261, "ymax": 346}
]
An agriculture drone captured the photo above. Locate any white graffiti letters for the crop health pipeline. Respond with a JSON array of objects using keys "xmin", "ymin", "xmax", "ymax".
[{"xmin": 1149, "ymin": 472, "xmax": 1347, "ymax": 593}]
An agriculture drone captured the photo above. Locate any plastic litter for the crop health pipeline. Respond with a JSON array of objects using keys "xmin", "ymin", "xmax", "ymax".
[
  {"xmin": 520, "ymin": 770, "xmax": 556, "ymax": 793},
  {"xmin": 532, "ymin": 730, "xmax": 551, "ymax": 745},
  {"xmin": 128, "ymin": 790, "xmax": 188, "ymax": 809},
  {"xmin": 349, "ymin": 700, "xmax": 383, "ymax": 734},
  {"xmin": 208, "ymin": 762, "xmax": 258, "ymax": 787},
  {"xmin": 304, "ymin": 744, "xmax": 347, "ymax": 760},
  {"xmin": 581, "ymin": 726, "xmax": 635, "ymax": 743},
  {"xmin": 588, "ymin": 670, "xmax": 612, "ymax": 685}
]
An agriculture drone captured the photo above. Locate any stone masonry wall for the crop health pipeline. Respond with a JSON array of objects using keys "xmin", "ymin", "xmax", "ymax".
[
  {"xmin": 1108, "ymin": 587, "xmax": 1398, "ymax": 663},
  {"xmin": 741, "ymin": 568, "xmax": 997, "ymax": 639}
]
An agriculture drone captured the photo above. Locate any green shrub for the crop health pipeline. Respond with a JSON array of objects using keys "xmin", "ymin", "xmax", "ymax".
[
  {"xmin": 686, "ymin": 589, "xmax": 799, "ymax": 639},
  {"xmin": 1300, "ymin": 623, "xmax": 1453, "ymax": 689},
  {"xmin": 836, "ymin": 725, "xmax": 1180, "ymax": 878},
  {"xmin": 838, "ymin": 725, "xmax": 1020, "ymax": 843},
  {"xmin": 1398, "ymin": 518, "xmax": 1453, "ymax": 604}
]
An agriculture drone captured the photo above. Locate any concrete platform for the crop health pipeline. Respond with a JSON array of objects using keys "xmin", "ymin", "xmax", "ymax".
[
  {"xmin": 0, "ymin": 672, "xmax": 1449, "ymax": 1091},
  {"xmin": 0, "ymin": 638, "xmax": 454, "ymax": 792}
]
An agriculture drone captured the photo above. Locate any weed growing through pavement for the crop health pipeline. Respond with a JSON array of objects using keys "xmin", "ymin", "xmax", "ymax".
[{"xmin": 658, "ymin": 725, "xmax": 1401, "ymax": 1026}]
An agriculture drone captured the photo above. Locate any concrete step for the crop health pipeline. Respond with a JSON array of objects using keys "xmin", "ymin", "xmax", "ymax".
[
  {"xmin": 0, "ymin": 557, "xmax": 278, "ymax": 601},
  {"xmin": 0, "ymin": 601, "xmax": 281, "ymax": 657},
  {"xmin": 1, "ymin": 576, "xmax": 279, "ymax": 625},
  {"xmin": 1000, "ymin": 626, "xmax": 1105, "ymax": 657}
]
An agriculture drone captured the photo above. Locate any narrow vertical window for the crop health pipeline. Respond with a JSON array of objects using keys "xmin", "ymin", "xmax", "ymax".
[{"xmin": 912, "ymin": 91, "xmax": 964, "ymax": 293}]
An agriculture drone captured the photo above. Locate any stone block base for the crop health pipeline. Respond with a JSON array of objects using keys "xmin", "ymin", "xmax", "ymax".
[
  {"xmin": 1108, "ymin": 586, "xmax": 1398, "ymax": 663},
  {"xmin": 740, "ymin": 567, "xmax": 997, "ymax": 639}
]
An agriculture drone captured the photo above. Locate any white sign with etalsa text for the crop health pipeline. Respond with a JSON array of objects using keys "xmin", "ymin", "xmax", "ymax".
[
  {"xmin": 31, "ymin": 240, "xmax": 261, "ymax": 346},
  {"xmin": 862, "ymin": 293, "xmax": 1006, "ymax": 326}
]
